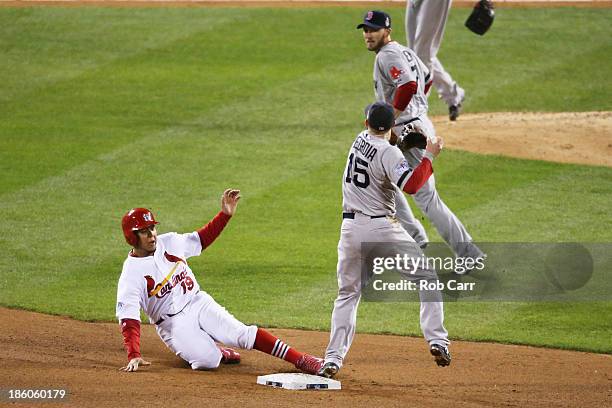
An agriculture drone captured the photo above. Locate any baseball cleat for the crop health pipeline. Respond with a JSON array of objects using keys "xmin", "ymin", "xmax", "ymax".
[
  {"xmin": 317, "ymin": 362, "xmax": 340, "ymax": 378},
  {"xmin": 219, "ymin": 346, "xmax": 241, "ymax": 364},
  {"xmin": 430, "ymin": 344, "xmax": 451, "ymax": 367},
  {"xmin": 449, "ymin": 88, "xmax": 465, "ymax": 121},
  {"xmin": 449, "ymin": 104, "xmax": 462, "ymax": 121},
  {"xmin": 295, "ymin": 354, "xmax": 324, "ymax": 375}
]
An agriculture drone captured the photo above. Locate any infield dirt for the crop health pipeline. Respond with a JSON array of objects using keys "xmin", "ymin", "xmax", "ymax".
[{"xmin": 2, "ymin": 307, "xmax": 611, "ymax": 407}]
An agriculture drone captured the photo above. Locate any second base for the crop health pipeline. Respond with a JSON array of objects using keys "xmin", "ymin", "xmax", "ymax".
[{"xmin": 256, "ymin": 373, "xmax": 341, "ymax": 390}]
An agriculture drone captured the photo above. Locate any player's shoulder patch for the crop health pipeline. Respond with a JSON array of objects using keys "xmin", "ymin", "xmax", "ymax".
[
  {"xmin": 393, "ymin": 158, "xmax": 411, "ymax": 182},
  {"xmin": 389, "ymin": 66, "xmax": 403, "ymax": 79}
]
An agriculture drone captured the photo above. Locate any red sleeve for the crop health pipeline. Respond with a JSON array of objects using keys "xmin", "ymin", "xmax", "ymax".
[
  {"xmin": 197, "ymin": 211, "xmax": 232, "ymax": 249},
  {"xmin": 402, "ymin": 157, "xmax": 433, "ymax": 194},
  {"xmin": 120, "ymin": 319, "xmax": 141, "ymax": 360},
  {"xmin": 393, "ymin": 81, "xmax": 418, "ymax": 111},
  {"xmin": 424, "ymin": 80, "xmax": 433, "ymax": 95}
]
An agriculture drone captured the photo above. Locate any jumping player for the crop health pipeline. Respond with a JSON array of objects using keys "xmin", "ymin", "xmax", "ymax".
[
  {"xmin": 318, "ymin": 102, "xmax": 450, "ymax": 379},
  {"xmin": 405, "ymin": 0, "xmax": 465, "ymax": 121},
  {"xmin": 359, "ymin": 10, "xmax": 485, "ymax": 265},
  {"xmin": 117, "ymin": 189, "xmax": 323, "ymax": 374}
]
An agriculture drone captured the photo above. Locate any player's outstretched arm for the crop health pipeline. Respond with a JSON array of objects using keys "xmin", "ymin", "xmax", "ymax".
[
  {"xmin": 220, "ymin": 188, "xmax": 241, "ymax": 216},
  {"xmin": 197, "ymin": 189, "xmax": 241, "ymax": 250},
  {"xmin": 120, "ymin": 357, "xmax": 151, "ymax": 372}
]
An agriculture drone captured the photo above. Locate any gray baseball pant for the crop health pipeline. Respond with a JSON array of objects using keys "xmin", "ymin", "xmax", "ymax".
[
  {"xmin": 324, "ymin": 213, "xmax": 449, "ymax": 368},
  {"xmin": 406, "ymin": 0, "xmax": 464, "ymax": 107},
  {"xmin": 393, "ymin": 116, "xmax": 484, "ymax": 259}
]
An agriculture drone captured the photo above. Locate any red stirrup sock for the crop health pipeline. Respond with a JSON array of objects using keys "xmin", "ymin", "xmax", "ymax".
[{"xmin": 253, "ymin": 328, "xmax": 303, "ymax": 365}]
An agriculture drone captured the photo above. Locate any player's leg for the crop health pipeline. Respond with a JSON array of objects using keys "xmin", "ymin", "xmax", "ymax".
[
  {"xmin": 195, "ymin": 291, "xmax": 322, "ymax": 374},
  {"xmin": 394, "ymin": 188, "xmax": 429, "ymax": 247},
  {"xmin": 431, "ymin": 57, "xmax": 465, "ymax": 114},
  {"xmin": 405, "ymin": 0, "xmax": 418, "ymax": 49},
  {"xmin": 408, "ymin": 0, "xmax": 452, "ymax": 72},
  {"xmin": 403, "ymin": 117, "xmax": 484, "ymax": 260},
  {"xmin": 155, "ymin": 305, "xmax": 223, "ymax": 370},
  {"xmin": 324, "ymin": 219, "xmax": 362, "ymax": 371},
  {"xmin": 388, "ymin": 225, "xmax": 450, "ymax": 365}
]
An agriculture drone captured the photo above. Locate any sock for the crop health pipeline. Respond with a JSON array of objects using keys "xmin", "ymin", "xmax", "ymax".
[{"xmin": 253, "ymin": 328, "xmax": 303, "ymax": 365}]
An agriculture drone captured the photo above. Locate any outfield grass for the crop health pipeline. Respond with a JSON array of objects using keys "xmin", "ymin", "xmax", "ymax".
[{"xmin": 0, "ymin": 7, "xmax": 611, "ymax": 353}]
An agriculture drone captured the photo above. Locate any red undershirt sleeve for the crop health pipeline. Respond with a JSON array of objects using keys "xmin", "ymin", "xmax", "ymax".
[
  {"xmin": 197, "ymin": 211, "xmax": 232, "ymax": 249},
  {"xmin": 424, "ymin": 80, "xmax": 433, "ymax": 95},
  {"xmin": 120, "ymin": 319, "xmax": 141, "ymax": 360},
  {"xmin": 393, "ymin": 81, "xmax": 418, "ymax": 111},
  {"xmin": 402, "ymin": 156, "xmax": 434, "ymax": 195}
]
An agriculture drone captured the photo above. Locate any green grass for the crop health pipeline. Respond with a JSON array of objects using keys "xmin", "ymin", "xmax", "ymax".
[{"xmin": 0, "ymin": 7, "xmax": 611, "ymax": 353}]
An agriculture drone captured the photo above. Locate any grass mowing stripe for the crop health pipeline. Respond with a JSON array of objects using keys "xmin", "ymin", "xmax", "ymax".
[
  {"xmin": 0, "ymin": 8, "xmax": 250, "ymax": 103},
  {"xmin": 0, "ymin": 7, "xmax": 610, "ymax": 352},
  {"xmin": 0, "ymin": 50, "xmax": 366, "ymax": 317}
]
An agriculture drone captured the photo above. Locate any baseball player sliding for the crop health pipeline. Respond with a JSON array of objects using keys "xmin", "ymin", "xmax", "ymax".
[
  {"xmin": 117, "ymin": 189, "xmax": 323, "ymax": 374},
  {"xmin": 318, "ymin": 102, "xmax": 450, "ymax": 379},
  {"xmin": 361, "ymin": 10, "xmax": 485, "ymax": 266}
]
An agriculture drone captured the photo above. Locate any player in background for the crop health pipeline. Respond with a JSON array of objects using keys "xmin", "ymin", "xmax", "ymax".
[
  {"xmin": 117, "ymin": 189, "xmax": 323, "ymax": 374},
  {"xmin": 406, "ymin": 0, "xmax": 464, "ymax": 121},
  {"xmin": 359, "ymin": 10, "xmax": 485, "ymax": 266},
  {"xmin": 318, "ymin": 102, "xmax": 450, "ymax": 379}
]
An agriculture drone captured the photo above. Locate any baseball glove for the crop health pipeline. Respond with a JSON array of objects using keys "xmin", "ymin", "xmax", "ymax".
[
  {"xmin": 398, "ymin": 123, "xmax": 427, "ymax": 151},
  {"xmin": 465, "ymin": 0, "xmax": 495, "ymax": 36}
]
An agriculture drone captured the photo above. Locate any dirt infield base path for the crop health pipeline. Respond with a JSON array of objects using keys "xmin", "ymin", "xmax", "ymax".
[
  {"xmin": 434, "ymin": 111, "xmax": 612, "ymax": 168},
  {"xmin": 2, "ymin": 308, "xmax": 611, "ymax": 407}
]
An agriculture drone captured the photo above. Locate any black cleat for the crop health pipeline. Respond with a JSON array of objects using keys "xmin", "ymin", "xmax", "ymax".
[
  {"xmin": 449, "ymin": 104, "xmax": 462, "ymax": 121},
  {"xmin": 430, "ymin": 344, "xmax": 451, "ymax": 367},
  {"xmin": 317, "ymin": 361, "xmax": 340, "ymax": 378}
]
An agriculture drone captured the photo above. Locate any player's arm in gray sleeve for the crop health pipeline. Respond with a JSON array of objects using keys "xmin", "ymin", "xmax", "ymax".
[{"xmin": 382, "ymin": 146, "xmax": 435, "ymax": 194}]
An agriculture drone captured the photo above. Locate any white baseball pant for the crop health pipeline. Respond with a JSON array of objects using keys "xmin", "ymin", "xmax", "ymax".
[{"xmin": 155, "ymin": 291, "xmax": 257, "ymax": 370}]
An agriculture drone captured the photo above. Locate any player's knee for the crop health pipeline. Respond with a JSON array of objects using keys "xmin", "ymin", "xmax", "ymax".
[
  {"xmin": 415, "ymin": 189, "xmax": 438, "ymax": 212},
  {"xmin": 235, "ymin": 325, "xmax": 258, "ymax": 350},
  {"xmin": 336, "ymin": 288, "xmax": 360, "ymax": 301},
  {"xmin": 190, "ymin": 353, "xmax": 222, "ymax": 370}
]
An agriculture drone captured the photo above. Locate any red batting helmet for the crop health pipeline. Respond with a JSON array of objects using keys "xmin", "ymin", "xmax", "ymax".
[{"xmin": 121, "ymin": 208, "xmax": 159, "ymax": 246}]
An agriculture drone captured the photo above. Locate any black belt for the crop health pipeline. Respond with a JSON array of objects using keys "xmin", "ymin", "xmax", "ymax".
[
  {"xmin": 342, "ymin": 212, "xmax": 387, "ymax": 220},
  {"xmin": 394, "ymin": 117, "xmax": 420, "ymax": 128},
  {"xmin": 155, "ymin": 312, "xmax": 179, "ymax": 325},
  {"xmin": 154, "ymin": 293, "xmax": 198, "ymax": 325}
]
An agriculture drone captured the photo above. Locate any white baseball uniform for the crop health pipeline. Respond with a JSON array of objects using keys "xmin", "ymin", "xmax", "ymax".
[
  {"xmin": 373, "ymin": 41, "xmax": 483, "ymax": 259},
  {"xmin": 116, "ymin": 231, "xmax": 257, "ymax": 370},
  {"xmin": 405, "ymin": 0, "xmax": 465, "ymax": 108},
  {"xmin": 324, "ymin": 129, "xmax": 449, "ymax": 368}
]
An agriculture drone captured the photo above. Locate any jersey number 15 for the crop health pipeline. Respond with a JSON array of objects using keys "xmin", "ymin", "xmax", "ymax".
[{"xmin": 345, "ymin": 153, "xmax": 370, "ymax": 188}]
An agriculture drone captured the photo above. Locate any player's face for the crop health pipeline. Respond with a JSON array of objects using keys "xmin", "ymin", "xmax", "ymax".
[
  {"xmin": 135, "ymin": 225, "xmax": 157, "ymax": 255},
  {"xmin": 363, "ymin": 27, "xmax": 389, "ymax": 52}
]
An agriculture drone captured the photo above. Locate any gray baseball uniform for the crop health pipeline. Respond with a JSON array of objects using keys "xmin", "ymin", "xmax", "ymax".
[
  {"xmin": 374, "ymin": 41, "xmax": 483, "ymax": 259},
  {"xmin": 405, "ymin": 0, "xmax": 465, "ymax": 109},
  {"xmin": 324, "ymin": 129, "xmax": 449, "ymax": 368}
]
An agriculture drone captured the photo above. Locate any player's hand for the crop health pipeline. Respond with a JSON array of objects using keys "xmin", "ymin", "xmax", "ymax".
[
  {"xmin": 221, "ymin": 189, "xmax": 241, "ymax": 216},
  {"xmin": 426, "ymin": 137, "xmax": 444, "ymax": 158},
  {"xmin": 120, "ymin": 357, "xmax": 151, "ymax": 372}
]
